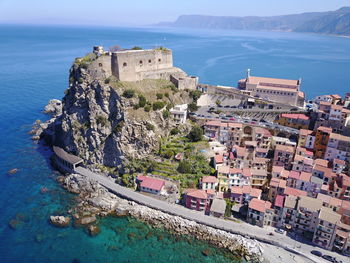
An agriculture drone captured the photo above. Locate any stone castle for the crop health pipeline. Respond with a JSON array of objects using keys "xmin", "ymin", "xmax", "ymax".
[{"xmin": 91, "ymin": 46, "xmax": 198, "ymax": 90}]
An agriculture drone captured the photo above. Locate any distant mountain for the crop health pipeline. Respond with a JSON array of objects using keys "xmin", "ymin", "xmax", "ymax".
[{"xmin": 157, "ymin": 7, "xmax": 350, "ymax": 36}]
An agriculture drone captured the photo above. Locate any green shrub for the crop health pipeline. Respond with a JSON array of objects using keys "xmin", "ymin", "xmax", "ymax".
[
  {"xmin": 78, "ymin": 77, "xmax": 84, "ymax": 84},
  {"xmin": 164, "ymin": 92, "xmax": 170, "ymax": 98},
  {"xmin": 144, "ymin": 105, "xmax": 151, "ymax": 112},
  {"xmin": 122, "ymin": 89, "xmax": 135, "ymax": 98},
  {"xmin": 162, "ymin": 110, "xmax": 170, "ymax": 119},
  {"xmin": 170, "ymin": 128, "xmax": 180, "ymax": 135},
  {"xmin": 145, "ymin": 122, "xmax": 155, "ymax": 131},
  {"xmin": 104, "ymin": 78, "xmax": 110, "ymax": 84},
  {"xmin": 156, "ymin": 93, "xmax": 163, "ymax": 100},
  {"xmin": 152, "ymin": 101, "xmax": 165, "ymax": 111},
  {"xmin": 177, "ymin": 160, "xmax": 192, "ymax": 174},
  {"xmin": 188, "ymin": 102, "xmax": 199, "ymax": 112},
  {"xmin": 189, "ymin": 90, "xmax": 202, "ymax": 101},
  {"xmin": 131, "ymin": 46, "xmax": 142, "ymax": 50},
  {"xmin": 188, "ymin": 125, "xmax": 203, "ymax": 142},
  {"xmin": 138, "ymin": 95, "xmax": 147, "ymax": 107},
  {"xmin": 162, "ymin": 149, "xmax": 174, "ymax": 159}
]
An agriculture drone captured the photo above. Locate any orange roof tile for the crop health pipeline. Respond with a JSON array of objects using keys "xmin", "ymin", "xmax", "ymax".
[
  {"xmin": 202, "ymin": 176, "xmax": 218, "ymax": 184},
  {"xmin": 314, "ymin": 159, "xmax": 329, "ymax": 167},
  {"xmin": 247, "ymin": 76, "xmax": 299, "ymax": 86},
  {"xmin": 186, "ymin": 189, "xmax": 208, "ymax": 199},
  {"xmin": 281, "ymin": 113, "xmax": 309, "ymax": 120},
  {"xmin": 275, "ymin": 144, "xmax": 295, "ymax": 153},
  {"xmin": 284, "ymin": 187, "xmax": 307, "ymax": 197},
  {"xmin": 249, "ymin": 198, "xmax": 272, "ymax": 213},
  {"xmin": 299, "ymin": 172, "xmax": 312, "ymax": 182},
  {"xmin": 214, "ymin": 154, "xmax": 223, "ymax": 164},
  {"xmin": 299, "ymin": 129, "xmax": 313, "ymax": 136}
]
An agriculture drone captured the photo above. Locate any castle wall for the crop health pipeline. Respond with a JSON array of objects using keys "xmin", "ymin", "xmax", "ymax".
[{"xmin": 111, "ymin": 49, "xmax": 173, "ymax": 81}]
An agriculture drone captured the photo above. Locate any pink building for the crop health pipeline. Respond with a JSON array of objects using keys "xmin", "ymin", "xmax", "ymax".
[
  {"xmin": 184, "ymin": 189, "xmax": 209, "ymax": 211},
  {"xmin": 273, "ymin": 144, "xmax": 295, "ymax": 169}
]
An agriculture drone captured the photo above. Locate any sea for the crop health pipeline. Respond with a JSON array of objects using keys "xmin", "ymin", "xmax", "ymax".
[{"xmin": 0, "ymin": 24, "xmax": 350, "ymax": 263}]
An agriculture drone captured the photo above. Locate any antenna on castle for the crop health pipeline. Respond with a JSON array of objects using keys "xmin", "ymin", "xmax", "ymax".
[
  {"xmin": 298, "ymin": 77, "xmax": 302, "ymax": 85},
  {"xmin": 247, "ymin": 69, "xmax": 251, "ymax": 79}
]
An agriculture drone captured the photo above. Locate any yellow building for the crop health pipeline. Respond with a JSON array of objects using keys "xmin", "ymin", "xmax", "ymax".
[
  {"xmin": 276, "ymin": 113, "xmax": 310, "ymax": 130},
  {"xmin": 314, "ymin": 126, "xmax": 332, "ymax": 158}
]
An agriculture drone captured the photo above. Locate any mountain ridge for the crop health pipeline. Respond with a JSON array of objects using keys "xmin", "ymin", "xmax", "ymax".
[{"xmin": 156, "ymin": 7, "xmax": 350, "ymax": 36}]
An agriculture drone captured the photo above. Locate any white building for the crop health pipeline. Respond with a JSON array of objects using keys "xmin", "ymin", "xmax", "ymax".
[{"xmin": 170, "ymin": 104, "xmax": 188, "ymax": 124}]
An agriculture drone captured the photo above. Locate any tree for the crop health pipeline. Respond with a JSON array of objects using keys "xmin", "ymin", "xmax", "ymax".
[
  {"xmin": 177, "ymin": 160, "xmax": 192, "ymax": 174},
  {"xmin": 156, "ymin": 93, "xmax": 163, "ymax": 100},
  {"xmin": 215, "ymin": 99, "xmax": 221, "ymax": 106},
  {"xmin": 188, "ymin": 125, "xmax": 203, "ymax": 142},
  {"xmin": 162, "ymin": 110, "xmax": 170, "ymax": 119},
  {"xmin": 189, "ymin": 90, "xmax": 202, "ymax": 102},
  {"xmin": 144, "ymin": 105, "xmax": 151, "ymax": 112},
  {"xmin": 188, "ymin": 102, "xmax": 199, "ymax": 112},
  {"xmin": 170, "ymin": 128, "xmax": 180, "ymax": 135},
  {"xmin": 122, "ymin": 89, "xmax": 135, "ymax": 98},
  {"xmin": 138, "ymin": 95, "xmax": 147, "ymax": 107},
  {"xmin": 152, "ymin": 101, "xmax": 165, "ymax": 111}
]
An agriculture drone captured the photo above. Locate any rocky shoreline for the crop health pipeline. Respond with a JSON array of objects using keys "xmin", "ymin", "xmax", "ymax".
[{"xmin": 57, "ymin": 173, "xmax": 263, "ymax": 262}]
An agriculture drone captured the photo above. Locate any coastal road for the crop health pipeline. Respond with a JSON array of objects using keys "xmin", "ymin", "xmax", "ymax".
[{"xmin": 76, "ymin": 167, "xmax": 349, "ymax": 263}]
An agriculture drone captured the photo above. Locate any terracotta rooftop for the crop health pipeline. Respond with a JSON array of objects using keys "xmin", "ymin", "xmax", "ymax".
[
  {"xmin": 299, "ymin": 129, "xmax": 313, "ymax": 136},
  {"xmin": 272, "ymin": 166, "xmax": 284, "ymax": 173},
  {"xmin": 275, "ymin": 144, "xmax": 295, "ymax": 153},
  {"xmin": 231, "ymin": 186, "xmax": 243, "ymax": 195},
  {"xmin": 247, "ymin": 76, "xmax": 299, "ymax": 86},
  {"xmin": 242, "ymin": 185, "xmax": 252, "ymax": 194},
  {"xmin": 331, "ymin": 94, "xmax": 342, "ymax": 99},
  {"xmin": 284, "ymin": 187, "xmax": 307, "ymax": 197},
  {"xmin": 250, "ymin": 188, "xmax": 262, "ymax": 198},
  {"xmin": 218, "ymin": 165, "xmax": 230, "ymax": 174},
  {"xmin": 230, "ymin": 168, "xmax": 243, "ymax": 174},
  {"xmin": 289, "ymin": 171, "xmax": 300, "ymax": 180},
  {"xmin": 319, "ymin": 101, "xmax": 332, "ymax": 106},
  {"xmin": 202, "ymin": 176, "xmax": 218, "ymax": 184},
  {"xmin": 274, "ymin": 195, "xmax": 285, "ymax": 208},
  {"xmin": 249, "ymin": 198, "xmax": 272, "ymax": 213},
  {"xmin": 214, "ymin": 154, "xmax": 223, "ymax": 164},
  {"xmin": 205, "ymin": 120, "xmax": 222, "ymax": 127},
  {"xmin": 317, "ymin": 193, "xmax": 331, "ymax": 204},
  {"xmin": 329, "ymin": 197, "xmax": 343, "ymax": 208},
  {"xmin": 281, "ymin": 113, "xmax": 309, "ymax": 121},
  {"xmin": 314, "ymin": 159, "xmax": 329, "ymax": 167},
  {"xmin": 270, "ymin": 178, "xmax": 280, "ymax": 188},
  {"xmin": 317, "ymin": 126, "xmax": 332, "ymax": 133},
  {"xmin": 186, "ymin": 189, "xmax": 208, "ymax": 199},
  {"xmin": 228, "ymin": 122, "xmax": 243, "ymax": 128},
  {"xmin": 334, "ymin": 159, "xmax": 346, "ymax": 165},
  {"xmin": 313, "ymin": 164, "xmax": 334, "ymax": 179},
  {"xmin": 140, "ymin": 177, "xmax": 165, "ymax": 191},
  {"xmin": 242, "ymin": 168, "xmax": 252, "ymax": 177},
  {"xmin": 299, "ymin": 172, "xmax": 312, "ymax": 182}
]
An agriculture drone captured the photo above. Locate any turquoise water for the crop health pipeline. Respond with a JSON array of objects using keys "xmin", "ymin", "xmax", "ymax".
[{"xmin": 0, "ymin": 24, "xmax": 350, "ymax": 263}]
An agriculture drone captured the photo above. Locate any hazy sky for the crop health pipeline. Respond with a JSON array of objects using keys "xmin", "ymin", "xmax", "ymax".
[{"xmin": 1, "ymin": 0, "xmax": 350, "ymax": 26}]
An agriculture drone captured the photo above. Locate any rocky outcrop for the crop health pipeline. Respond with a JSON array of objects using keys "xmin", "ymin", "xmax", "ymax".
[
  {"xmin": 50, "ymin": 216, "xmax": 71, "ymax": 227},
  {"xmin": 44, "ymin": 99, "xmax": 62, "ymax": 116},
  {"xmin": 39, "ymin": 58, "xmax": 189, "ymax": 167}
]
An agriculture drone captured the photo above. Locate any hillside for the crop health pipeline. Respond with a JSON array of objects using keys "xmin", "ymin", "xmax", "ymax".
[{"xmin": 157, "ymin": 7, "xmax": 350, "ymax": 36}]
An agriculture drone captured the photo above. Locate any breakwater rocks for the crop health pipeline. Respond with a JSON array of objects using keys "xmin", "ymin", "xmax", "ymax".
[{"xmin": 60, "ymin": 174, "xmax": 263, "ymax": 262}]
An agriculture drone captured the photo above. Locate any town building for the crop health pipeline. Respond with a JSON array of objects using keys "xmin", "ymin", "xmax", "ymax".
[
  {"xmin": 238, "ymin": 71, "xmax": 304, "ymax": 107},
  {"xmin": 184, "ymin": 189, "xmax": 209, "ymax": 211},
  {"xmin": 247, "ymin": 198, "xmax": 273, "ymax": 227},
  {"xmin": 200, "ymin": 176, "xmax": 218, "ymax": 191},
  {"xmin": 276, "ymin": 113, "xmax": 310, "ymax": 130},
  {"xmin": 170, "ymin": 104, "xmax": 188, "ymax": 124},
  {"xmin": 273, "ymin": 144, "xmax": 295, "ymax": 169},
  {"xmin": 210, "ymin": 198, "xmax": 227, "ymax": 218},
  {"xmin": 137, "ymin": 175, "xmax": 166, "ymax": 195}
]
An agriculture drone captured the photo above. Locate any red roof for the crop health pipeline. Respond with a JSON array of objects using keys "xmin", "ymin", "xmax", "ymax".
[
  {"xmin": 214, "ymin": 154, "xmax": 223, "ymax": 164},
  {"xmin": 275, "ymin": 195, "xmax": 285, "ymax": 208},
  {"xmin": 289, "ymin": 171, "xmax": 300, "ymax": 180},
  {"xmin": 281, "ymin": 113, "xmax": 309, "ymax": 120},
  {"xmin": 202, "ymin": 176, "xmax": 218, "ymax": 184},
  {"xmin": 249, "ymin": 198, "xmax": 271, "ymax": 213},
  {"xmin": 299, "ymin": 172, "xmax": 312, "ymax": 182},
  {"xmin": 140, "ymin": 177, "xmax": 165, "ymax": 191},
  {"xmin": 231, "ymin": 186, "xmax": 243, "ymax": 195},
  {"xmin": 284, "ymin": 187, "xmax": 307, "ymax": 197},
  {"xmin": 186, "ymin": 189, "xmax": 208, "ymax": 199}
]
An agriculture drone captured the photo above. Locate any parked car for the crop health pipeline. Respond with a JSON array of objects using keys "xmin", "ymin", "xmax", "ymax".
[
  {"xmin": 224, "ymin": 105, "xmax": 230, "ymax": 108},
  {"xmin": 260, "ymin": 119, "xmax": 267, "ymax": 123},
  {"xmin": 274, "ymin": 228, "xmax": 285, "ymax": 234},
  {"xmin": 310, "ymin": 250, "xmax": 323, "ymax": 257},
  {"xmin": 229, "ymin": 118, "xmax": 235, "ymax": 121},
  {"xmin": 322, "ymin": 255, "xmax": 335, "ymax": 262}
]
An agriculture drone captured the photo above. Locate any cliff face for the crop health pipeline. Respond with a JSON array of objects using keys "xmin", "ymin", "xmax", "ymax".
[{"xmin": 46, "ymin": 55, "xmax": 191, "ymax": 168}]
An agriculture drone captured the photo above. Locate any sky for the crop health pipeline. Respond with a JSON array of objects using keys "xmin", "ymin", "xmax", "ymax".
[{"xmin": 0, "ymin": 0, "xmax": 350, "ymax": 26}]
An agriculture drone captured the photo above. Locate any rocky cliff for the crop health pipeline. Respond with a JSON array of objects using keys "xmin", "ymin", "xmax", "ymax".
[{"xmin": 42, "ymin": 53, "xmax": 192, "ymax": 168}]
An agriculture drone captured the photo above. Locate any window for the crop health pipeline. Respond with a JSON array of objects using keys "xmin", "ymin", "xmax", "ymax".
[
  {"xmin": 123, "ymin": 62, "xmax": 127, "ymax": 67},
  {"xmin": 158, "ymin": 58, "xmax": 161, "ymax": 62},
  {"xmin": 148, "ymin": 59, "xmax": 152, "ymax": 63},
  {"xmin": 139, "ymin": 60, "xmax": 143, "ymax": 65}
]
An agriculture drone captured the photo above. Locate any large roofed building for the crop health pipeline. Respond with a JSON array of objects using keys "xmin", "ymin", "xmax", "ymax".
[{"xmin": 238, "ymin": 70, "xmax": 304, "ymax": 107}]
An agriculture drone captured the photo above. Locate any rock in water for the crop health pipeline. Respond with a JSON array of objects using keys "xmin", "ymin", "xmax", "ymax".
[
  {"xmin": 8, "ymin": 168, "xmax": 18, "ymax": 175},
  {"xmin": 87, "ymin": 225, "xmax": 100, "ymax": 237},
  {"xmin": 50, "ymin": 216, "xmax": 71, "ymax": 227}
]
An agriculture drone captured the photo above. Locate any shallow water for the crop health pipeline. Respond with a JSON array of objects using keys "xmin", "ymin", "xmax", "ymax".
[{"xmin": 0, "ymin": 24, "xmax": 350, "ymax": 262}]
